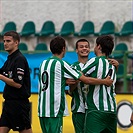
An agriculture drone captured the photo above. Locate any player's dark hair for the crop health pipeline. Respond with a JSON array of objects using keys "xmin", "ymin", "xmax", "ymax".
[
  {"xmin": 96, "ymin": 35, "xmax": 114, "ymax": 57},
  {"xmin": 3, "ymin": 31, "xmax": 20, "ymax": 43},
  {"xmin": 50, "ymin": 36, "xmax": 66, "ymax": 54},
  {"xmin": 75, "ymin": 38, "xmax": 90, "ymax": 49}
]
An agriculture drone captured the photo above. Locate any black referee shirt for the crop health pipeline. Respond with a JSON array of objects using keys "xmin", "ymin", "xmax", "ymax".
[{"xmin": 0, "ymin": 49, "xmax": 31, "ymax": 100}]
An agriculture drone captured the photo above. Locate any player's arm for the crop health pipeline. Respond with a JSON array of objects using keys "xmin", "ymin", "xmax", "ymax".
[
  {"xmin": 66, "ymin": 78, "xmax": 77, "ymax": 85},
  {"xmin": 79, "ymin": 75, "xmax": 113, "ymax": 86},
  {"xmin": 69, "ymin": 80, "xmax": 80, "ymax": 94},
  {"xmin": 0, "ymin": 74, "xmax": 22, "ymax": 88},
  {"xmin": 66, "ymin": 78, "xmax": 78, "ymax": 96}
]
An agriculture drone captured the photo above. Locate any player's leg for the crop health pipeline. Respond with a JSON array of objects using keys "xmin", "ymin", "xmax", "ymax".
[
  {"xmin": 39, "ymin": 117, "xmax": 63, "ymax": 133},
  {"xmin": 39, "ymin": 117, "xmax": 48, "ymax": 133},
  {"xmin": 0, "ymin": 101, "xmax": 11, "ymax": 133},
  {"xmin": 0, "ymin": 127, "xmax": 10, "ymax": 133},
  {"xmin": 100, "ymin": 128, "xmax": 112, "ymax": 133},
  {"xmin": 101, "ymin": 113, "xmax": 117, "ymax": 133},
  {"xmin": 19, "ymin": 128, "xmax": 32, "ymax": 133},
  {"xmin": 72, "ymin": 112, "xmax": 85, "ymax": 133},
  {"xmin": 108, "ymin": 113, "xmax": 117, "ymax": 133},
  {"xmin": 84, "ymin": 111, "xmax": 105, "ymax": 133},
  {"xmin": 50, "ymin": 117, "xmax": 63, "ymax": 133},
  {"xmin": 9, "ymin": 100, "xmax": 32, "ymax": 132}
]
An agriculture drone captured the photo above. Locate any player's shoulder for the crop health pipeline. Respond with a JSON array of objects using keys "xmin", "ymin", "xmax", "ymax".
[{"xmin": 72, "ymin": 61, "xmax": 80, "ymax": 66}]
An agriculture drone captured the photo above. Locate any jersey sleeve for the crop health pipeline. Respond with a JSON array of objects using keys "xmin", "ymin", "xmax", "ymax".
[
  {"xmin": 82, "ymin": 57, "xmax": 97, "ymax": 75},
  {"xmin": 13, "ymin": 57, "xmax": 26, "ymax": 85},
  {"xmin": 63, "ymin": 61, "xmax": 82, "ymax": 79}
]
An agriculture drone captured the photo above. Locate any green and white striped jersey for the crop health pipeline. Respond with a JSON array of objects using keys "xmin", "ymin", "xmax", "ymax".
[
  {"xmin": 71, "ymin": 61, "xmax": 87, "ymax": 113},
  {"xmin": 82, "ymin": 56, "xmax": 117, "ymax": 112},
  {"xmin": 38, "ymin": 56, "xmax": 82, "ymax": 117}
]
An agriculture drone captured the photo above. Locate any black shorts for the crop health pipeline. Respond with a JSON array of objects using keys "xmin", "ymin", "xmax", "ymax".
[{"xmin": 0, "ymin": 100, "xmax": 31, "ymax": 131}]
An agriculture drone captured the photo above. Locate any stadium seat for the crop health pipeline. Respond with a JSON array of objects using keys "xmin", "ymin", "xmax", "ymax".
[
  {"xmin": 35, "ymin": 21, "xmax": 55, "ymax": 36},
  {"xmin": 74, "ymin": 21, "xmax": 94, "ymax": 36},
  {"xmin": 19, "ymin": 42, "xmax": 28, "ymax": 51},
  {"xmin": 128, "ymin": 53, "xmax": 133, "ymax": 60},
  {"xmin": 35, "ymin": 43, "xmax": 48, "ymax": 51},
  {"xmin": 0, "ymin": 21, "xmax": 16, "ymax": 36},
  {"xmin": 0, "ymin": 42, "xmax": 4, "ymax": 51},
  {"xmin": 117, "ymin": 64, "xmax": 124, "ymax": 80},
  {"xmin": 95, "ymin": 21, "xmax": 115, "ymax": 36},
  {"xmin": 55, "ymin": 21, "xmax": 75, "ymax": 36},
  {"xmin": 127, "ymin": 53, "xmax": 133, "ymax": 81},
  {"xmin": 115, "ymin": 21, "xmax": 133, "ymax": 36},
  {"xmin": 109, "ymin": 43, "xmax": 128, "ymax": 59},
  {"xmin": 19, "ymin": 21, "xmax": 35, "ymax": 36}
]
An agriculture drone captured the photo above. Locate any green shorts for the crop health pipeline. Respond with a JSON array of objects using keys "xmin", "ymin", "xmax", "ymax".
[
  {"xmin": 84, "ymin": 110, "xmax": 117, "ymax": 133},
  {"xmin": 39, "ymin": 117, "xmax": 63, "ymax": 133},
  {"xmin": 72, "ymin": 112, "xmax": 85, "ymax": 133}
]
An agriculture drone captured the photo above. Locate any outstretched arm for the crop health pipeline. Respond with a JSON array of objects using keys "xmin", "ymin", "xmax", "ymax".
[{"xmin": 79, "ymin": 75, "xmax": 113, "ymax": 87}]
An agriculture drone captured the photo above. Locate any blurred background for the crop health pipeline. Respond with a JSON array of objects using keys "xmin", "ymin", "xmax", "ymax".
[{"xmin": 0, "ymin": 0, "xmax": 133, "ymax": 132}]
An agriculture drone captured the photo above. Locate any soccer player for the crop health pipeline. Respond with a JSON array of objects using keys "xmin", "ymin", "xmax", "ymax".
[
  {"xmin": 0, "ymin": 31, "xmax": 32, "ymax": 133},
  {"xmin": 69, "ymin": 39, "xmax": 90, "ymax": 133},
  {"xmin": 38, "ymin": 36, "xmax": 113, "ymax": 133},
  {"xmin": 82, "ymin": 35, "xmax": 117, "ymax": 133},
  {"xmin": 69, "ymin": 38, "xmax": 119, "ymax": 133}
]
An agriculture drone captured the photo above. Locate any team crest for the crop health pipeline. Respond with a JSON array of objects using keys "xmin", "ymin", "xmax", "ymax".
[{"xmin": 18, "ymin": 75, "xmax": 22, "ymax": 80}]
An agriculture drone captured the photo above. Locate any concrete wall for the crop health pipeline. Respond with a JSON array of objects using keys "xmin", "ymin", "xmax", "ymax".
[{"xmin": 0, "ymin": 0, "xmax": 132, "ymax": 50}]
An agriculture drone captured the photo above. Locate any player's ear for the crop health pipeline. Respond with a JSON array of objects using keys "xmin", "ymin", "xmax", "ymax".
[
  {"xmin": 97, "ymin": 44, "xmax": 102, "ymax": 50},
  {"xmin": 15, "ymin": 40, "xmax": 19, "ymax": 47},
  {"xmin": 62, "ymin": 46, "xmax": 66, "ymax": 52},
  {"xmin": 76, "ymin": 48, "xmax": 78, "ymax": 53}
]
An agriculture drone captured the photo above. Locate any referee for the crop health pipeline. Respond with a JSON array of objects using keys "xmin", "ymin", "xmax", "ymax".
[{"xmin": 0, "ymin": 31, "xmax": 32, "ymax": 133}]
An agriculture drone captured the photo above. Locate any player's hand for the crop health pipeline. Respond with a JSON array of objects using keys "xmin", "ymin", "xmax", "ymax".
[
  {"xmin": 108, "ymin": 58, "xmax": 119, "ymax": 71},
  {"xmin": 104, "ymin": 76, "xmax": 113, "ymax": 87},
  {"xmin": 66, "ymin": 78, "xmax": 77, "ymax": 85}
]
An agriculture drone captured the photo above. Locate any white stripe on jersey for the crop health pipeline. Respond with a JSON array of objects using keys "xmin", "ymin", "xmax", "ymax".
[
  {"xmin": 54, "ymin": 61, "xmax": 62, "ymax": 116},
  {"xmin": 39, "ymin": 60, "xmax": 47, "ymax": 116},
  {"xmin": 93, "ymin": 58, "xmax": 103, "ymax": 110},
  {"xmin": 107, "ymin": 87, "xmax": 114, "ymax": 111},
  {"xmin": 103, "ymin": 86, "xmax": 108, "ymax": 111},
  {"xmin": 83, "ymin": 57, "xmax": 95, "ymax": 70},
  {"xmin": 64, "ymin": 93, "xmax": 69, "ymax": 116},
  {"xmin": 63, "ymin": 61, "xmax": 81, "ymax": 79},
  {"xmin": 45, "ymin": 60, "xmax": 53, "ymax": 116}
]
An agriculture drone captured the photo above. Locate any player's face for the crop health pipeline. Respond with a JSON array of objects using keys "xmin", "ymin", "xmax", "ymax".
[
  {"xmin": 3, "ymin": 36, "xmax": 18, "ymax": 54},
  {"xmin": 76, "ymin": 41, "xmax": 90, "ymax": 57}
]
